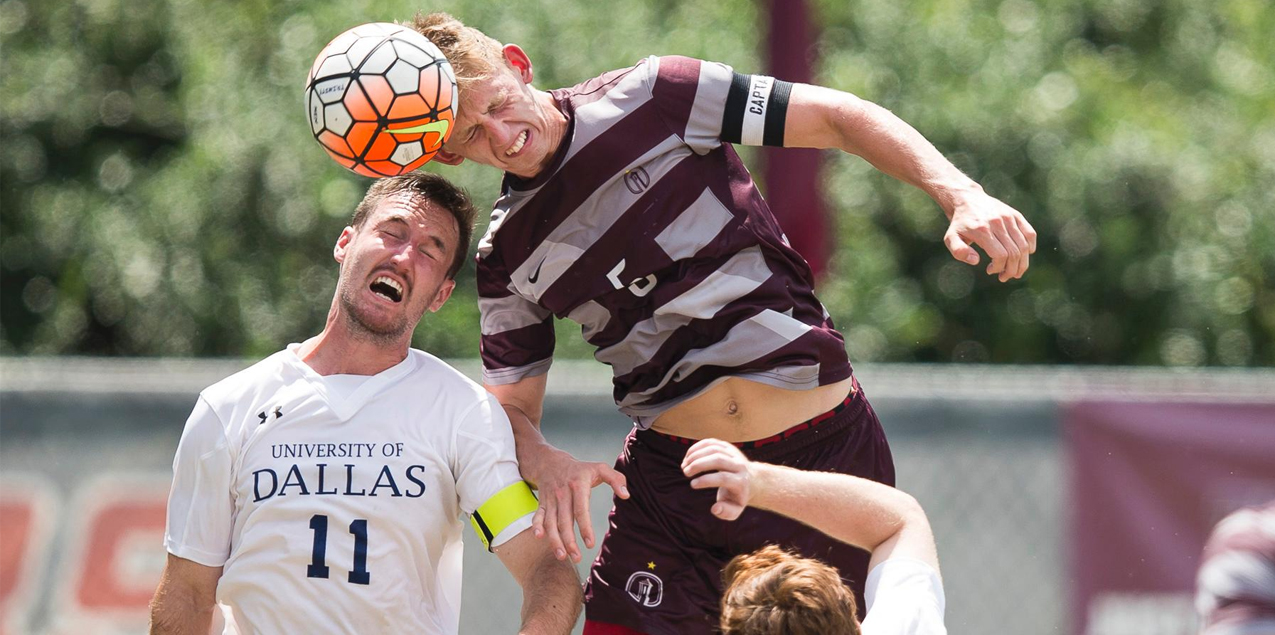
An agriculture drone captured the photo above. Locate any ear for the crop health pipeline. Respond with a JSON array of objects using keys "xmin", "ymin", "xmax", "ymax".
[
  {"xmin": 502, "ymin": 44, "xmax": 533, "ymax": 84},
  {"xmin": 432, "ymin": 151, "xmax": 465, "ymax": 166},
  {"xmin": 428, "ymin": 278, "xmax": 456, "ymax": 313},
  {"xmin": 333, "ymin": 226, "xmax": 356, "ymax": 264}
]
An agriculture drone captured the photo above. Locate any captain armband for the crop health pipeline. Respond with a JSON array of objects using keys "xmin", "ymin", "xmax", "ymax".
[
  {"xmin": 470, "ymin": 481, "xmax": 538, "ymax": 552},
  {"xmin": 721, "ymin": 72, "xmax": 794, "ymax": 147}
]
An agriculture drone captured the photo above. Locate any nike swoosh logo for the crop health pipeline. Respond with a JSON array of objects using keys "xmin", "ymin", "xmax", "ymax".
[
  {"xmin": 528, "ymin": 258, "xmax": 546, "ymax": 284},
  {"xmin": 385, "ymin": 120, "xmax": 451, "ymax": 151}
]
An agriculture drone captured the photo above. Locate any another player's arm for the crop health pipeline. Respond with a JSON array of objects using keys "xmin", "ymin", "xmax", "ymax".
[
  {"xmin": 782, "ymin": 82, "xmax": 1037, "ymax": 282},
  {"xmin": 149, "ymin": 554, "xmax": 222, "ymax": 635},
  {"xmin": 494, "ymin": 528, "xmax": 584, "ymax": 634},
  {"xmin": 682, "ymin": 439, "xmax": 939, "ymax": 573},
  {"xmin": 486, "ymin": 376, "xmax": 629, "ymax": 563}
]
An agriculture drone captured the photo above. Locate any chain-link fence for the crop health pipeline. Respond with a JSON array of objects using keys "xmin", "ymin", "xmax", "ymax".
[{"xmin": 2, "ymin": 358, "xmax": 1271, "ymax": 634}]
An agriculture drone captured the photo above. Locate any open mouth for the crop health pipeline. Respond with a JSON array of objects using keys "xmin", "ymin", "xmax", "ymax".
[
  {"xmin": 369, "ymin": 275, "xmax": 403, "ymax": 303},
  {"xmin": 505, "ymin": 130, "xmax": 528, "ymax": 157}
]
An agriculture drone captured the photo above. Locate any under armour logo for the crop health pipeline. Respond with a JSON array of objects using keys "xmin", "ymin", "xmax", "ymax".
[
  {"xmin": 623, "ymin": 167, "xmax": 650, "ymax": 194},
  {"xmin": 258, "ymin": 406, "xmax": 283, "ymax": 425}
]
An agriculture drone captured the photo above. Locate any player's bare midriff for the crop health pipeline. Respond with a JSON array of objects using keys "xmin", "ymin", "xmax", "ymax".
[{"xmin": 649, "ymin": 376, "xmax": 856, "ymax": 443}]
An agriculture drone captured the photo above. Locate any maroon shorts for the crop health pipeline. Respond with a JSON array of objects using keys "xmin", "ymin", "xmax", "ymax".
[{"xmin": 582, "ymin": 378, "xmax": 896, "ymax": 635}]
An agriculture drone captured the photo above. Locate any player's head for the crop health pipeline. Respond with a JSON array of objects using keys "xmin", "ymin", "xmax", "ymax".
[
  {"xmin": 409, "ymin": 12, "xmax": 505, "ymax": 92},
  {"xmin": 411, "ymin": 12, "xmax": 562, "ymax": 179},
  {"xmin": 720, "ymin": 545, "xmax": 860, "ymax": 635},
  {"xmin": 335, "ymin": 172, "xmax": 477, "ymax": 342}
]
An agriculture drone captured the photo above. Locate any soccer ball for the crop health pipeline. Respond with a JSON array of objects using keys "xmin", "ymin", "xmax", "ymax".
[{"xmin": 306, "ymin": 22, "xmax": 457, "ymax": 178}]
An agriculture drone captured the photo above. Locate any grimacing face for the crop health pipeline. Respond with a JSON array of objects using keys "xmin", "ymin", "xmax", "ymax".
[
  {"xmin": 439, "ymin": 46, "xmax": 564, "ymax": 179},
  {"xmin": 333, "ymin": 193, "xmax": 458, "ymax": 342}
]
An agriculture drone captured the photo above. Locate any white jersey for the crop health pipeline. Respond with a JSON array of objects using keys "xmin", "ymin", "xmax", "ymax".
[
  {"xmin": 164, "ymin": 345, "xmax": 534, "ymax": 635},
  {"xmin": 861, "ymin": 558, "xmax": 947, "ymax": 635}
]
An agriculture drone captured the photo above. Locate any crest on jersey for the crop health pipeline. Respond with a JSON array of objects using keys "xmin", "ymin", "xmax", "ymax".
[
  {"xmin": 623, "ymin": 166, "xmax": 650, "ymax": 194},
  {"xmin": 625, "ymin": 570, "xmax": 663, "ymax": 607}
]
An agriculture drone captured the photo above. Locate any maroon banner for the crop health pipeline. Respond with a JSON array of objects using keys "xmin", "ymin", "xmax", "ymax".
[
  {"xmin": 764, "ymin": 0, "xmax": 829, "ymax": 279},
  {"xmin": 1066, "ymin": 401, "xmax": 1275, "ymax": 635}
]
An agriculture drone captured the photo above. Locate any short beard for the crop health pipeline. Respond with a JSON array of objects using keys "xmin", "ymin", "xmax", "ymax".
[{"xmin": 338, "ymin": 282, "xmax": 411, "ymax": 345}]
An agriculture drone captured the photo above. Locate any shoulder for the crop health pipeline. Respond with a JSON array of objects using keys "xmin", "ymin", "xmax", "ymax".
[
  {"xmin": 402, "ymin": 350, "xmax": 511, "ymax": 443},
  {"xmin": 646, "ymin": 55, "xmax": 733, "ymax": 89},
  {"xmin": 558, "ymin": 56, "xmax": 659, "ymax": 102},
  {"xmin": 403, "ymin": 349, "xmax": 490, "ymax": 407},
  {"xmin": 862, "ymin": 558, "xmax": 947, "ymax": 634},
  {"xmin": 199, "ymin": 350, "xmax": 295, "ymax": 415}
]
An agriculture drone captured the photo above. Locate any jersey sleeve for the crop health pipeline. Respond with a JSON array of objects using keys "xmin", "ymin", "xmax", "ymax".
[
  {"xmin": 647, "ymin": 55, "xmax": 794, "ymax": 154},
  {"xmin": 164, "ymin": 395, "xmax": 235, "ymax": 567},
  {"xmin": 453, "ymin": 393, "xmax": 537, "ymax": 551},
  {"xmin": 478, "ymin": 277, "xmax": 555, "ymax": 386},
  {"xmin": 861, "ymin": 558, "xmax": 948, "ymax": 635}
]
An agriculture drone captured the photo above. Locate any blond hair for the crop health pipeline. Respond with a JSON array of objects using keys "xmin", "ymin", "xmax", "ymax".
[
  {"xmin": 720, "ymin": 545, "xmax": 860, "ymax": 635},
  {"xmin": 410, "ymin": 12, "xmax": 506, "ymax": 90}
]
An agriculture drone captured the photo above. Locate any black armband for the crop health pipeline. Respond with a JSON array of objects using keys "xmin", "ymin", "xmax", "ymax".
[{"xmin": 721, "ymin": 72, "xmax": 792, "ymax": 147}]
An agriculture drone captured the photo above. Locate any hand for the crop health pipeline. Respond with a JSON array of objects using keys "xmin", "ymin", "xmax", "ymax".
[
  {"xmin": 943, "ymin": 189, "xmax": 1038, "ymax": 282},
  {"xmin": 521, "ymin": 444, "xmax": 628, "ymax": 563},
  {"xmin": 681, "ymin": 439, "xmax": 757, "ymax": 521}
]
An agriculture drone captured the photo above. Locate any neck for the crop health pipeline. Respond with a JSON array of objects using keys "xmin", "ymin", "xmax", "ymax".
[{"xmin": 295, "ymin": 302, "xmax": 410, "ymax": 376}]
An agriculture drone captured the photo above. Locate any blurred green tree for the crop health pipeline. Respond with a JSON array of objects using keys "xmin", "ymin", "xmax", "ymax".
[{"xmin": 1, "ymin": 0, "xmax": 1270, "ymax": 365}]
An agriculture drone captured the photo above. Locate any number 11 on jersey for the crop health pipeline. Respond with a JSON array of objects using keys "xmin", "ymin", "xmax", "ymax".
[{"xmin": 307, "ymin": 514, "xmax": 371, "ymax": 585}]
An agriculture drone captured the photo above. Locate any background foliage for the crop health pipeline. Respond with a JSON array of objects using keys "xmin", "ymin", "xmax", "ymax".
[{"xmin": 2, "ymin": 0, "xmax": 1271, "ymax": 365}]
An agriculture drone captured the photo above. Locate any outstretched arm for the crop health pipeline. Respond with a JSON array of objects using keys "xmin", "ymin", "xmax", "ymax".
[
  {"xmin": 682, "ymin": 439, "xmax": 938, "ymax": 572},
  {"xmin": 487, "ymin": 375, "xmax": 629, "ymax": 564},
  {"xmin": 495, "ymin": 527, "xmax": 584, "ymax": 634},
  {"xmin": 784, "ymin": 83, "xmax": 1037, "ymax": 283},
  {"xmin": 149, "ymin": 554, "xmax": 222, "ymax": 635}
]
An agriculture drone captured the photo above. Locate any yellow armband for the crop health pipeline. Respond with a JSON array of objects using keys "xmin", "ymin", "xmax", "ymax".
[{"xmin": 470, "ymin": 481, "xmax": 538, "ymax": 551}]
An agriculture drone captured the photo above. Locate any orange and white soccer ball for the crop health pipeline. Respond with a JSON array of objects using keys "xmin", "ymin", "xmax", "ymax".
[{"xmin": 306, "ymin": 22, "xmax": 457, "ymax": 177}]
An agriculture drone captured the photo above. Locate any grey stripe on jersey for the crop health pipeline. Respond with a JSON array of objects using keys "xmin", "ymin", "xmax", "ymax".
[
  {"xmin": 482, "ymin": 357, "xmax": 553, "ymax": 385},
  {"xmin": 617, "ymin": 308, "xmax": 815, "ymax": 410},
  {"xmin": 567, "ymin": 300, "xmax": 612, "ymax": 341},
  {"xmin": 510, "ymin": 136, "xmax": 692, "ymax": 300},
  {"xmin": 654, "ymin": 188, "xmax": 737, "ymax": 261},
  {"xmin": 477, "ymin": 65, "xmax": 657, "ymax": 262},
  {"xmin": 479, "ymin": 294, "xmax": 553, "ymax": 336},
  {"xmin": 684, "ymin": 60, "xmax": 734, "ymax": 153},
  {"xmin": 571, "ymin": 64, "xmax": 655, "ymax": 160},
  {"xmin": 597, "ymin": 247, "xmax": 772, "ymax": 376}
]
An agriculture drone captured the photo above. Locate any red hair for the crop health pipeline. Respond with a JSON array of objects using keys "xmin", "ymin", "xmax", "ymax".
[{"xmin": 720, "ymin": 545, "xmax": 860, "ymax": 635}]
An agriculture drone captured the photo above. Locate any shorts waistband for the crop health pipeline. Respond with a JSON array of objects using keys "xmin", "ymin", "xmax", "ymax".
[{"xmin": 644, "ymin": 376, "xmax": 861, "ymax": 451}]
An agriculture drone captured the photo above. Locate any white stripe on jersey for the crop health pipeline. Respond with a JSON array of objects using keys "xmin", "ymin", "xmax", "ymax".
[{"xmin": 740, "ymin": 75, "xmax": 775, "ymax": 146}]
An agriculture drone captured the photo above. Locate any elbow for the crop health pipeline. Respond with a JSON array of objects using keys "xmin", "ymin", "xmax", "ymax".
[
  {"xmin": 827, "ymin": 96, "xmax": 875, "ymax": 156},
  {"xmin": 862, "ymin": 491, "xmax": 929, "ymax": 553},
  {"xmin": 895, "ymin": 491, "xmax": 928, "ymax": 530},
  {"xmin": 532, "ymin": 549, "xmax": 583, "ymax": 593}
]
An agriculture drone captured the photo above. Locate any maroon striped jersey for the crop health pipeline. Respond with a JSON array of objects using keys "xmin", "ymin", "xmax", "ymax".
[{"xmin": 476, "ymin": 56, "xmax": 851, "ymax": 427}]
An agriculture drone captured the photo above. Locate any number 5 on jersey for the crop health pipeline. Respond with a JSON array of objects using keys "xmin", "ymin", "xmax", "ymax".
[{"xmin": 307, "ymin": 514, "xmax": 370, "ymax": 585}]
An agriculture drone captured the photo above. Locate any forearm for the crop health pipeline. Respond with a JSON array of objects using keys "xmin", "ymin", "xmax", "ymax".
[
  {"xmin": 503, "ymin": 404, "xmax": 560, "ymax": 485},
  {"xmin": 149, "ymin": 588, "xmax": 215, "ymax": 635},
  {"xmin": 750, "ymin": 463, "xmax": 929, "ymax": 558},
  {"xmin": 788, "ymin": 84, "xmax": 979, "ymax": 217},
  {"xmin": 487, "ymin": 376, "xmax": 554, "ymax": 475},
  {"xmin": 518, "ymin": 553, "xmax": 583, "ymax": 634},
  {"xmin": 834, "ymin": 97, "xmax": 980, "ymax": 217}
]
